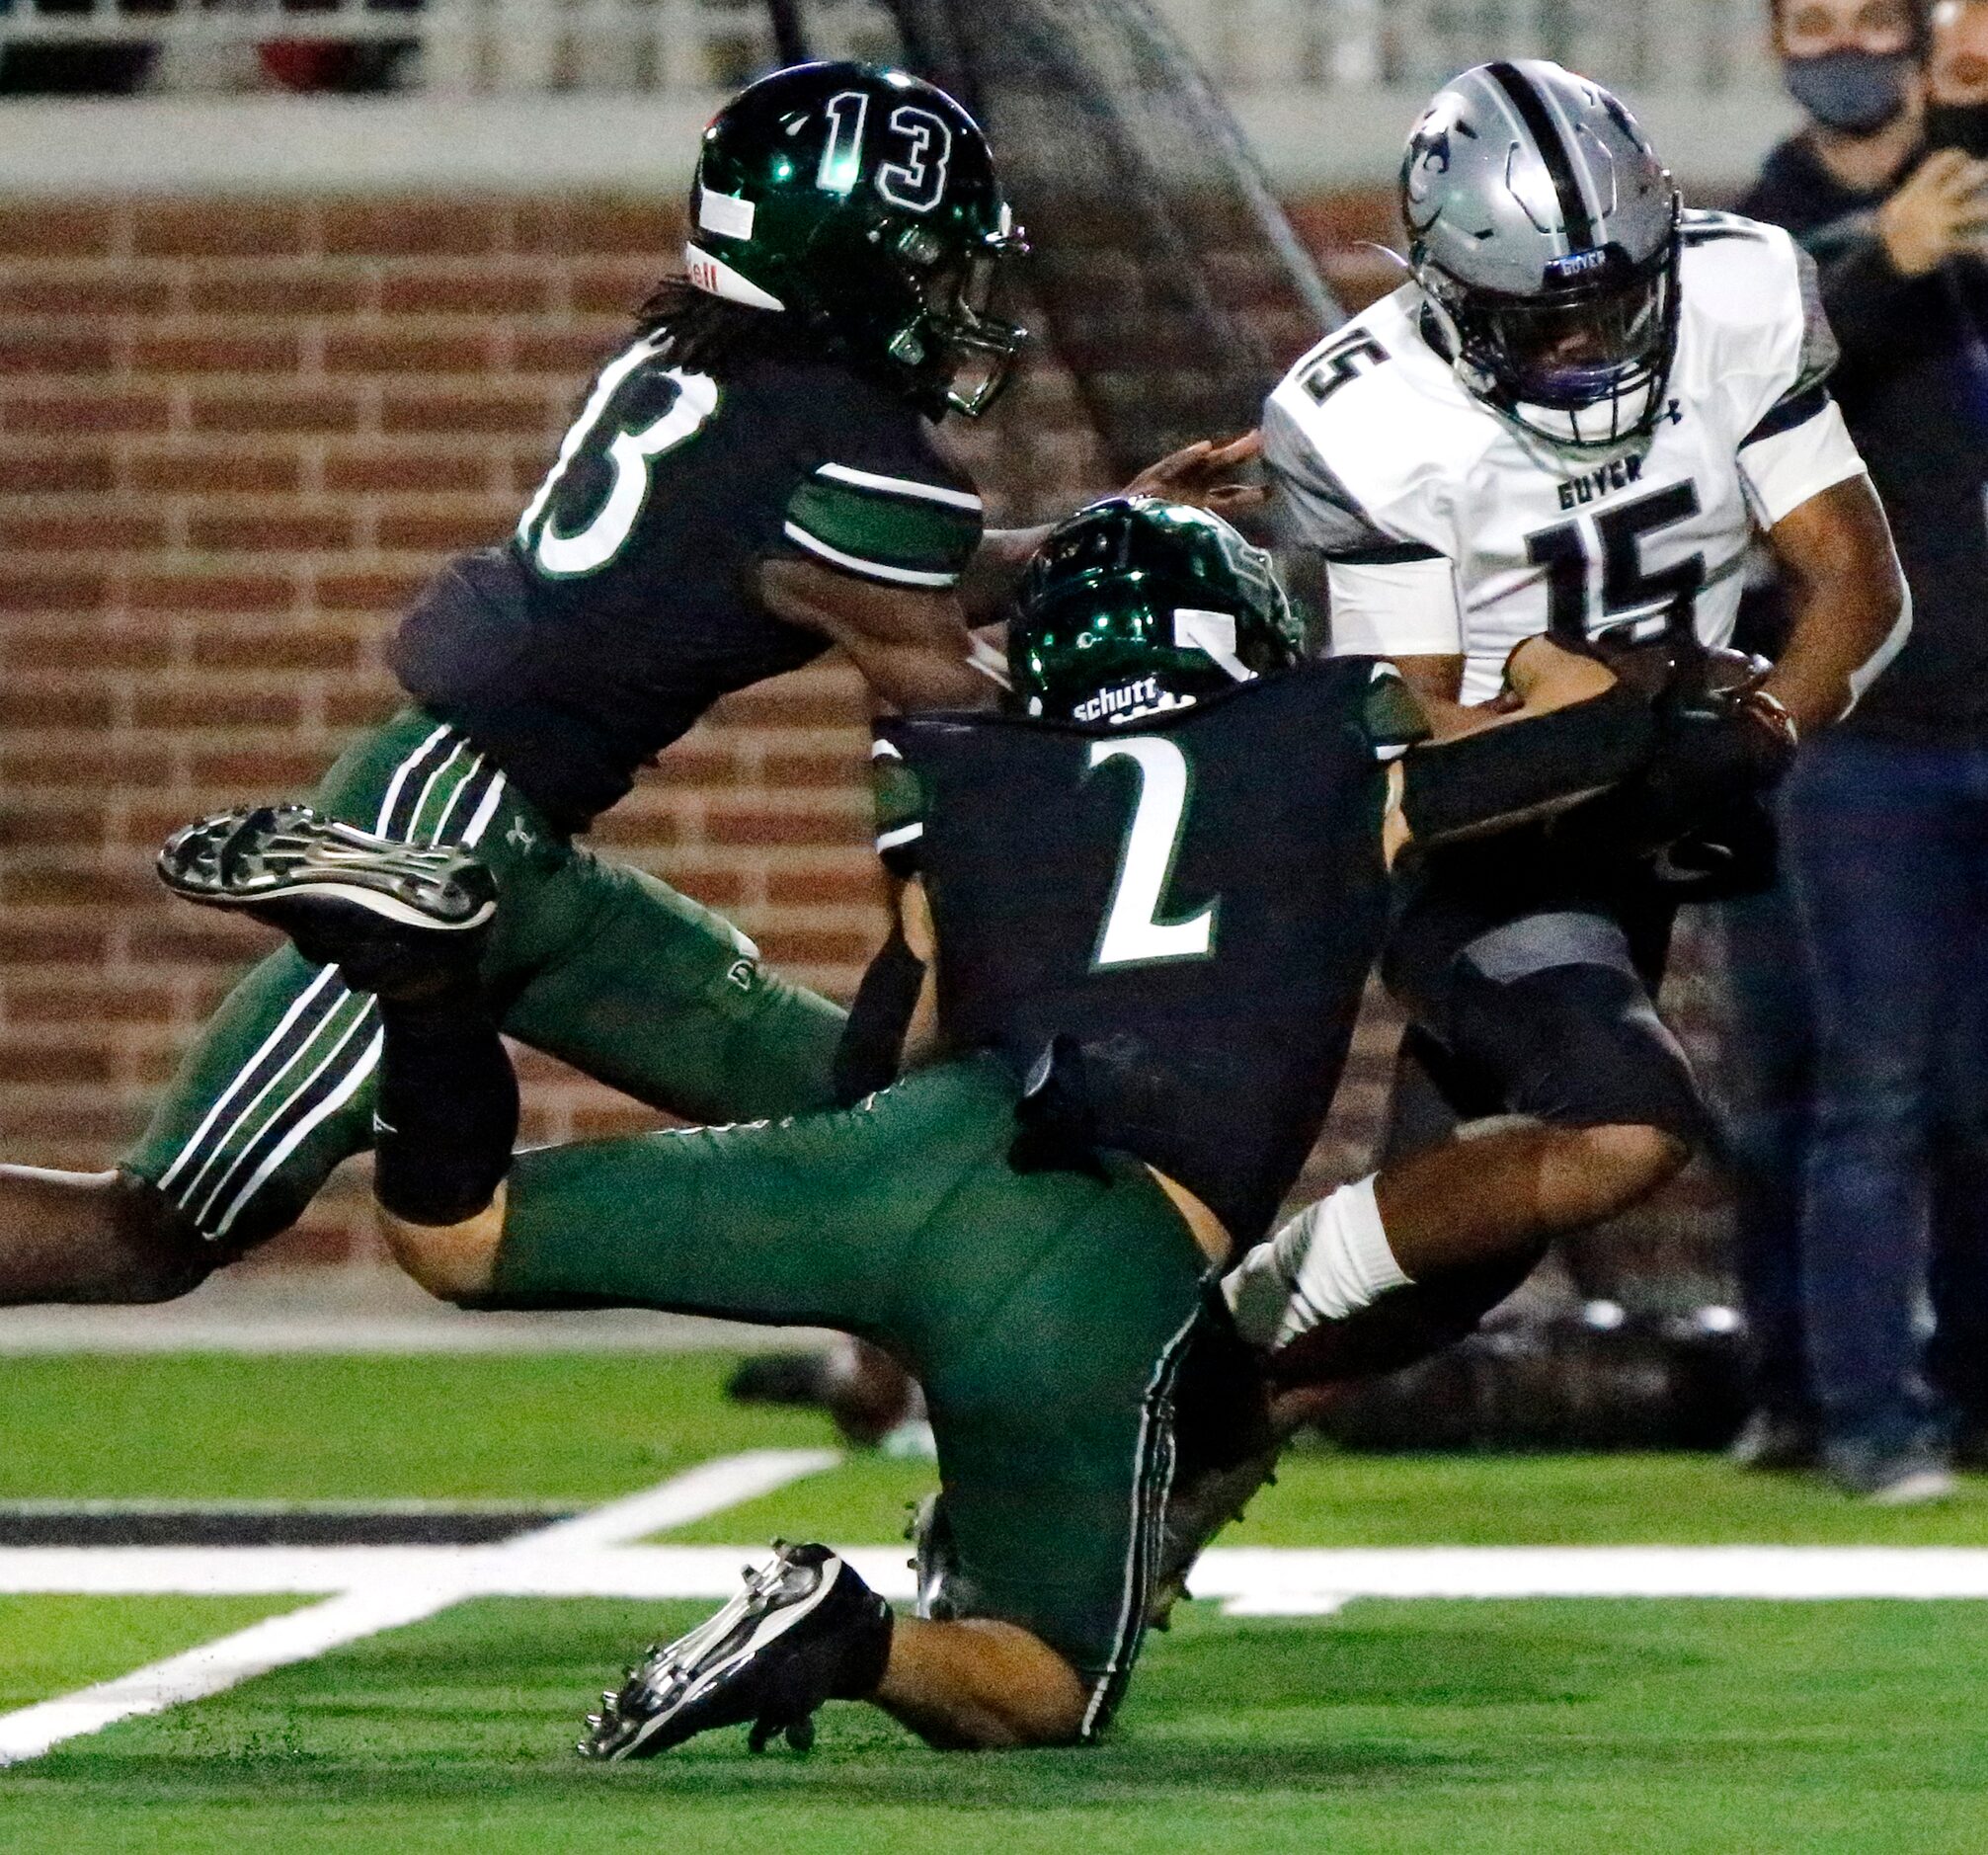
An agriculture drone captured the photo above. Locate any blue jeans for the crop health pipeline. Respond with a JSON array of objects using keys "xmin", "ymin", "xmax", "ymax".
[
  {"xmin": 1782, "ymin": 733, "xmax": 1988, "ymax": 1453},
  {"xmin": 1713, "ymin": 872, "xmax": 1816, "ymax": 1421}
]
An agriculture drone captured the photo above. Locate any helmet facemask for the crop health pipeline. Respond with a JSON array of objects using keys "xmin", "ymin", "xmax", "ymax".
[
  {"xmin": 887, "ymin": 214, "xmax": 1032, "ymax": 417},
  {"xmin": 1419, "ymin": 200, "xmax": 1682, "ymax": 451}
]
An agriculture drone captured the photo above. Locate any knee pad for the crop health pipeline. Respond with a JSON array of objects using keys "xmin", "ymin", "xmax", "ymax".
[{"xmin": 1441, "ymin": 914, "xmax": 1709, "ymax": 1152}]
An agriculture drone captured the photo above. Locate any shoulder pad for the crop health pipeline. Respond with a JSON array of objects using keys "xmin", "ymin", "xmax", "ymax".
[{"xmin": 1265, "ymin": 301, "xmax": 1483, "ymax": 565}]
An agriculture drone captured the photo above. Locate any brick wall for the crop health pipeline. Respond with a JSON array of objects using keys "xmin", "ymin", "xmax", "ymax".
[{"xmin": 0, "ymin": 189, "xmax": 1725, "ymax": 1286}]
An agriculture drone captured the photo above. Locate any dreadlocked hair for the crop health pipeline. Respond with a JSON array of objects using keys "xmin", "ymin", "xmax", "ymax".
[{"xmin": 634, "ymin": 276, "xmax": 838, "ymax": 373}]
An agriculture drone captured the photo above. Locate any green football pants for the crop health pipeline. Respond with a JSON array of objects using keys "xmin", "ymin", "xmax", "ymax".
[
  {"xmin": 487, "ymin": 1052, "xmax": 1212, "ymax": 1734},
  {"xmin": 124, "ymin": 707, "xmax": 846, "ymax": 1249}
]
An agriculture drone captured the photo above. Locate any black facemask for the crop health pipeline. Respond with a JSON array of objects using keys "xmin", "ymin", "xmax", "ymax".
[
  {"xmin": 1927, "ymin": 100, "xmax": 1988, "ymax": 159},
  {"xmin": 1784, "ymin": 48, "xmax": 1916, "ymax": 134}
]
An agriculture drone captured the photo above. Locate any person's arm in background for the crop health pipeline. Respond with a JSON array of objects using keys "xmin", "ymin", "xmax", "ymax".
[{"xmin": 1796, "ymin": 151, "xmax": 1988, "ymax": 362}]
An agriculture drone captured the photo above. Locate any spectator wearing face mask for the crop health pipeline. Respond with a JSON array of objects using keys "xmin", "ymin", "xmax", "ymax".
[{"xmin": 1731, "ymin": 0, "xmax": 1988, "ymax": 1502}]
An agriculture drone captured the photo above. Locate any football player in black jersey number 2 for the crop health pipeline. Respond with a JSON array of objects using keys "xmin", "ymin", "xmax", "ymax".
[
  {"xmin": 157, "ymin": 498, "xmax": 1668, "ymax": 1751},
  {"xmin": 0, "ymin": 61, "xmax": 1254, "ymax": 1305}
]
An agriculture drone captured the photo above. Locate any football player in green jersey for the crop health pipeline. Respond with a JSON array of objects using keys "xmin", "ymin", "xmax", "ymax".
[
  {"xmin": 0, "ymin": 60, "xmax": 1251, "ymax": 1308},
  {"xmin": 158, "ymin": 498, "xmax": 1664, "ymax": 1751}
]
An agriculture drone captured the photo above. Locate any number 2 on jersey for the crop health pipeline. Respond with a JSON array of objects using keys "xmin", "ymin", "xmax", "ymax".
[
  {"xmin": 517, "ymin": 338, "xmax": 720, "ymax": 578},
  {"xmin": 1090, "ymin": 737, "xmax": 1217, "ymax": 969}
]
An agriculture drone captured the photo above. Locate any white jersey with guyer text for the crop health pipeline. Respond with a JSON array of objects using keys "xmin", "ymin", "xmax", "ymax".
[{"xmin": 1265, "ymin": 209, "xmax": 1869, "ymax": 702}]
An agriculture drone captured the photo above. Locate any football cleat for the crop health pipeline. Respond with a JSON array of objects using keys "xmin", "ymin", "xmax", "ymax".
[
  {"xmin": 158, "ymin": 805, "xmax": 495, "ymax": 994},
  {"xmin": 578, "ymin": 1542, "xmax": 892, "ymax": 1763}
]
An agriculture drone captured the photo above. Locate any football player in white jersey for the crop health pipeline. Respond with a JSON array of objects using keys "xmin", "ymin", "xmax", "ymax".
[{"xmin": 1231, "ymin": 60, "xmax": 1913, "ymax": 1386}]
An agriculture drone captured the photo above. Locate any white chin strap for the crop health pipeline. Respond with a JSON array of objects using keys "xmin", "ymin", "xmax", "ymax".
[
  {"xmin": 683, "ymin": 242, "xmax": 785, "ymax": 313},
  {"xmin": 1420, "ymin": 280, "xmax": 1662, "ymax": 452}
]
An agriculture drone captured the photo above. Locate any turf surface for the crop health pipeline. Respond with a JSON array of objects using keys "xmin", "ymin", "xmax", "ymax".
[
  {"xmin": 10, "ymin": 1352, "xmax": 1988, "ymax": 1852},
  {"xmin": 14, "ymin": 1353, "xmax": 1988, "ymax": 1544},
  {"xmin": 5, "ymin": 1597, "xmax": 1987, "ymax": 1853},
  {"xmin": 0, "ymin": 1353, "xmax": 837, "ymax": 1503}
]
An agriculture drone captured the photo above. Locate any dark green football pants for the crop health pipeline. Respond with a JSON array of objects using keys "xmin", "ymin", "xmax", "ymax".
[
  {"xmin": 488, "ymin": 1052, "xmax": 1211, "ymax": 1734},
  {"xmin": 124, "ymin": 707, "xmax": 846, "ymax": 1250}
]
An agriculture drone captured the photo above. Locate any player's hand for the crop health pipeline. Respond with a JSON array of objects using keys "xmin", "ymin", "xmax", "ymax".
[
  {"xmin": 1878, "ymin": 148, "xmax": 1988, "ymax": 277},
  {"xmin": 1124, "ymin": 431, "xmax": 1270, "ymax": 520},
  {"xmin": 1614, "ymin": 676, "xmax": 1798, "ymax": 850}
]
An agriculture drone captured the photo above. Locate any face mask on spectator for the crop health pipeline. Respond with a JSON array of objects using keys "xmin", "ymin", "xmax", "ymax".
[
  {"xmin": 1784, "ymin": 48, "xmax": 1916, "ymax": 132},
  {"xmin": 1926, "ymin": 100, "xmax": 1988, "ymax": 158}
]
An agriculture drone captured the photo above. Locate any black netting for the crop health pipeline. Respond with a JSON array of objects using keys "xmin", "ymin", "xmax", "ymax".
[{"xmin": 884, "ymin": 0, "xmax": 1344, "ymax": 481}]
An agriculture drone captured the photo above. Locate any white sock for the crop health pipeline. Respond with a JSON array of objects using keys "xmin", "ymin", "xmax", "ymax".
[{"xmin": 1222, "ymin": 1174, "xmax": 1412, "ymax": 1349}]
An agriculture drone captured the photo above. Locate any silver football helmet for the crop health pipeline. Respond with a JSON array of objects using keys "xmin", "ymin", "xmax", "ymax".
[{"xmin": 1400, "ymin": 60, "xmax": 1682, "ymax": 449}]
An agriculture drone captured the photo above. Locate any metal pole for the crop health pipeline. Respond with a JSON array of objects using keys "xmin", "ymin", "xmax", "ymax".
[{"xmin": 765, "ymin": 0, "xmax": 811, "ymax": 67}]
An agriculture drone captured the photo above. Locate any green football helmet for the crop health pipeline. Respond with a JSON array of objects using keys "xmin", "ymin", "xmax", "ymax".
[
  {"xmin": 685, "ymin": 60, "xmax": 1029, "ymax": 417},
  {"xmin": 1010, "ymin": 497, "xmax": 1305, "ymax": 726}
]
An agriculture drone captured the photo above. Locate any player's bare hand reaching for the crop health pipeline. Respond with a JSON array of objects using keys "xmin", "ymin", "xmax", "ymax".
[
  {"xmin": 1124, "ymin": 431, "xmax": 1270, "ymax": 522},
  {"xmin": 960, "ymin": 433, "xmax": 1269, "ymax": 623}
]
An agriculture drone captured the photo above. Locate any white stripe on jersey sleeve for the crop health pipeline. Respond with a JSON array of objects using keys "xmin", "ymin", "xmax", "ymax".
[
  {"xmin": 1325, "ymin": 556, "xmax": 1464, "ymax": 659},
  {"xmin": 1737, "ymin": 396, "xmax": 1869, "ymax": 530},
  {"xmin": 817, "ymin": 462, "xmax": 984, "ymax": 511}
]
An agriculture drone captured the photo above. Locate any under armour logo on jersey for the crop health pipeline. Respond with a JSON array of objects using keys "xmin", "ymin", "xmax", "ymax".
[
  {"xmin": 506, "ymin": 819, "xmax": 535, "ymax": 850},
  {"xmin": 371, "ymin": 1113, "xmax": 398, "ymax": 1137},
  {"xmin": 1664, "ymin": 399, "xmax": 1684, "ymax": 426},
  {"xmin": 726, "ymin": 959, "xmax": 756, "ymax": 992}
]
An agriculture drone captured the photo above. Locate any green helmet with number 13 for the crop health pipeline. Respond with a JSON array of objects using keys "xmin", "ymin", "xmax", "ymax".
[{"xmin": 686, "ymin": 60, "xmax": 1029, "ymax": 417}]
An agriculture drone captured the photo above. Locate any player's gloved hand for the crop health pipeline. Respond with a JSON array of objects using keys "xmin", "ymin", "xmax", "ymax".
[
  {"xmin": 1625, "ymin": 652, "xmax": 1798, "ymax": 849},
  {"xmin": 1543, "ymin": 636, "xmax": 1795, "ymax": 892}
]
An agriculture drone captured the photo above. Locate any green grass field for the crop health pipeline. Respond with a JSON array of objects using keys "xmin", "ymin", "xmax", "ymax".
[{"xmin": 5, "ymin": 1353, "xmax": 1988, "ymax": 1853}]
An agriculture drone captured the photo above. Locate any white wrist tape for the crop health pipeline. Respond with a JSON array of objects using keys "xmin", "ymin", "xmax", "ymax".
[{"xmin": 1222, "ymin": 1173, "xmax": 1412, "ymax": 1349}]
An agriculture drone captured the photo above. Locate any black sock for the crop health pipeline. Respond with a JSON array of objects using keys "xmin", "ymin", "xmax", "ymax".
[{"xmin": 371, "ymin": 980, "xmax": 519, "ymax": 1227}]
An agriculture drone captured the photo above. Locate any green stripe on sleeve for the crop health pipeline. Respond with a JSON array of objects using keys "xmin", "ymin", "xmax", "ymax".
[
  {"xmin": 1361, "ymin": 666, "xmax": 1433, "ymax": 756},
  {"xmin": 870, "ymin": 743, "xmax": 926, "ymax": 874},
  {"xmin": 787, "ymin": 472, "xmax": 984, "ymax": 580}
]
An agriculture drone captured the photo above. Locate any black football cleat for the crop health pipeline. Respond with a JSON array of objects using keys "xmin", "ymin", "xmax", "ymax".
[
  {"xmin": 579, "ymin": 1542, "xmax": 892, "ymax": 1763},
  {"xmin": 158, "ymin": 805, "xmax": 495, "ymax": 995}
]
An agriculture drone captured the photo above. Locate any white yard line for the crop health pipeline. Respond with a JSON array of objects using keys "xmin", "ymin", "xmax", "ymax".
[
  {"xmin": 522, "ymin": 1451, "xmax": 838, "ymax": 1551},
  {"xmin": 1191, "ymin": 1545, "xmax": 1988, "ymax": 1606},
  {"xmin": 0, "ymin": 1447, "xmax": 838, "ymax": 1768},
  {"xmin": 9, "ymin": 1542, "xmax": 1988, "ymax": 1609},
  {"xmin": 0, "ymin": 1584, "xmax": 459, "ymax": 1768}
]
